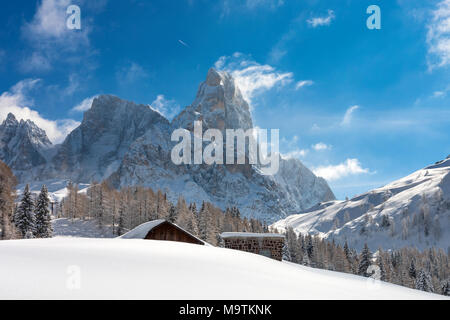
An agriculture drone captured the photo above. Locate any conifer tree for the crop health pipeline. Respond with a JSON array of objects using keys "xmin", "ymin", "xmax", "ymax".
[
  {"xmin": 441, "ymin": 279, "xmax": 450, "ymax": 296},
  {"xmin": 168, "ymin": 204, "xmax": 177, "ymax": 223},
  {"xmin": 35, "ymin": 185, "xmax": 53, "ymax": 238},
  {"xmin": 14, "ymin": 184, "xmax": 36, "ymax": 238},
  {"xmin": 415, "ymin": 269, "xmax": 434, "ymax": 293},
  {"xmin": 376, "ymin": 254, "xmax": 386, "ymax": 281},
  {"xmin": 409, "ymin": 259, "xmax": 417, "ymax": 279},
  {"xmin": 358, "ymin": 243, "xmax": 372, "ymax": 277}
]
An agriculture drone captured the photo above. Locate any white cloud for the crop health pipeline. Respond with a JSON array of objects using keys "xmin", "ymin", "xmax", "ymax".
[
  {"xmin": 295, "ymin": 80, "xmax": 314, "ymax": 90},
  {"xmin": 20, "ymin": 0, "xmax": 94, "ymax": 73},
  {"xmin": 341, "ymin": 105, "xmax": 359, "ymax": 126},
  {"xmin": 281, "ymin": 148, "xmax": 308, "ymax": 159},
  {"xmin": 150, "ymin": 95, "xmax": 181, "ymax": 120},
  {"xmin": 215, "ymin": 53, "xmax": 294, "ymax": 104},
  {"xmin": 71, "ymin": 95, "xmax": 98, "ymax": 113},
  {"xmin": 220, "ymin": 0, "xmax": 283, "ymax": 16},
  {"xmin": 427, "ymin": 0, "xmax": 450, "ymax": 69},
  {"xmin": 307, "ymin": 10, "xmax": 335, "ymax": 28},
  {"xmin": 24, "ymin": 0, "xmax": 72, "ymax": 39},
  {"xmin": 313, "ymin": 159, "xmax": 370, "ymax": 181},
  {"xmin": 312, "ymin": 142, "xmax": 331, "ymax": 151},
  {"xmin": 116, "ymin": 62, "xmax": 149, "ymax": 85},
  {"xmin": 0, "ymin": 79, "xmax": 79, "ymax": 143},
  {"xmin": 19, "ymin": 52, "xmax": 52, "ymax": 73}
]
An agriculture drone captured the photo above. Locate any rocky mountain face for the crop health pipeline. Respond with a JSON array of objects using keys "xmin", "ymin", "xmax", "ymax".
[
  {"xmin": 272, "ymin": 156, "xmax": 450, "ymax": 251},
  {"xmin": 0, "ymin": 113, "xmax": 52, "ymax": 180},
  {"xmin": 44, "ymin": 95, "xmax": 170, "ymax": 182},
  {"xmin": 2, "ymin": 68, "xmax": 335, "ymax": 222}
]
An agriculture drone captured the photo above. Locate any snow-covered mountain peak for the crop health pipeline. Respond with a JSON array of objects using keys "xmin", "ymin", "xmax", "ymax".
[
  {"xmin": 0, "ymin": 113, "xmax": 52, "ymax": 175},
  {"xmin": 3, "ymin": 113, "xmax": 19, "ymax": 128},
  {"xmin": 173, "ymin": 68, "xmax": 252, "ymax": 131}
]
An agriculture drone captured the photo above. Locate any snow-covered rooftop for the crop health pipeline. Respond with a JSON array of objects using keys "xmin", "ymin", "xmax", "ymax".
[
  {"xmin": 220, "ymin": 232, "xmax": 285, "ymax": 239},
  {"xmin": 119, "ymin": 219, "xmax": 166, "ymax": 239}
]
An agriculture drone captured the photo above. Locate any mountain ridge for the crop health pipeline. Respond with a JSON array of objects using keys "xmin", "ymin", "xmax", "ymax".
[
  {"xmin": 272, "ymin": 157, "xmax": 450, "ymax": 251},
  {"xmin": 1, "ymin": 68, "xmax": 335, "ymax": 222}
]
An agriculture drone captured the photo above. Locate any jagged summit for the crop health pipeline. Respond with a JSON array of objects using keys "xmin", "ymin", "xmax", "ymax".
[
  {"xmin": 4, "ymin": 113, "xmax": 19, "ymax": 126},
  {"xmin": 173, "ymin": 68, "xmax": 252, "ymax": 131},
  {"xmin": 0, "ymin": 113, "xmax": 51, "ymax": 175}
]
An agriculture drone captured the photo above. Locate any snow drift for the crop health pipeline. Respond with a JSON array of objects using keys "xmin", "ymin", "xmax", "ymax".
[{"xmin": 0, "ymin": 238, "xmax": 445, "ymax": 300}]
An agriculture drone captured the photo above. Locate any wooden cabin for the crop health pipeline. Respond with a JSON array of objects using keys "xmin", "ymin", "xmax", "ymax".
[
  {"xmin": 220, "ymin": 232, "xmax": 285, "ymax": 261},
  {"xmin": 120, "ymin": 219, "xmax": 205, "ymax": 245}
]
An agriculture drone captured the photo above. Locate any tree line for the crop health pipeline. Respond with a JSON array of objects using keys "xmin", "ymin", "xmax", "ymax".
[
  {"xmin": 282, "ymin": 226, "xmax": 450, "ymax": 296},
  {"xmin": 59, "ymin": 181, "xmax": 267, "ymax": 246}
]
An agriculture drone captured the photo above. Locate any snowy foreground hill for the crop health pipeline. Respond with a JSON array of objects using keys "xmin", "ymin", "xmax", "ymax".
[
  {"xmin": 272, "ymin": 156, "xmax": 450, "ymax": 252},
  {"xmin": 0, "ymin": 238, "xmax": 444, "ymax": 300}
]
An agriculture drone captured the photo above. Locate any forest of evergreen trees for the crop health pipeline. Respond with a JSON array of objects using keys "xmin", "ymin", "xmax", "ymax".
[{"xmin": 281, "ymin": 226, "xmax": 450, "ymax": 296}]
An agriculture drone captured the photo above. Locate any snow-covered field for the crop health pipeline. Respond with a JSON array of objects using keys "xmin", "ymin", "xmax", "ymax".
[
  {"xmin": 0, "ymin": 238, "xmax": 446, "ymax": 300},
  {"xmin": 53, "ymin": 218, "xmax": 114, "ymax": 238}
]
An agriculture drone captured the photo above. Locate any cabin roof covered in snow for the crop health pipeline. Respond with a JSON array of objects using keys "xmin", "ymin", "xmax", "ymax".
[
  {"xmin": 119, "ymin": 219, "xmax": 166, "ymax": 239},
  {"xmin": 220, "ymin": 232, "xmax": 285, "ymax": 239},
  {"xmin": 119, "ymin": 219, "xmax": 209, "ymax": 245}
]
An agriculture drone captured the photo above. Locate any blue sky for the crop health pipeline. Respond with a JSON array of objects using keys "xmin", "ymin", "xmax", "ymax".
[{"xmin": 0, "ymin": 0, "xmax": 449, "ymax": 199}]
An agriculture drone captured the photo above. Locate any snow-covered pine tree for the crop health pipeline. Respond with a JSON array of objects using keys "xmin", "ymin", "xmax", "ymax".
[
  {"xmin": 376, "ymin": 253, "xmax": 386, "ymax": 281},
  {"xmin": 415, "ymin": 269, "xmax": 435, "ymax": 293},
  {"xmin": 168, "ymin": 203, "xmax": 177, "ymax": 223},
  {"xmin": 117, "ymin": 195, "xmax": 127, "ymax": 236},
  {"xmin": 409, "ymin": 259, "xmax": 417, "ymax": 279},
  {"xmin": 14, "ymin": 184, "xmax": 36, "ymax": 238},
  {"xmin": 358, "ymin": 243, "xmax": 372, "ymax": 277},
  {"xmin": 285, "ymin": 227, "xmax": 300, "ymax": 262},
  {"xmin": 35, "ymin": 185, "xmax": 53, "ymax": 238},
  {"xmin": 441, "ymin": 279, "xmax": 450, "ymax": 296}
]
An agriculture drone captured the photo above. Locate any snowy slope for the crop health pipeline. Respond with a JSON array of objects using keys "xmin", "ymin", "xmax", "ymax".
[
  {"xmin": 52, "ymin": 218, "xmax": 114, "ymax": 238},
  {"xmin": 0, "ymin": 238, "xmax": 445, "ymax": 300},
  {"xmin": 17, "ymin": 179, "xmax": 90, "ymax": 203},
  {"xmin": 272, "ymin": 156, "xmax": 450, "ymax": 252}
]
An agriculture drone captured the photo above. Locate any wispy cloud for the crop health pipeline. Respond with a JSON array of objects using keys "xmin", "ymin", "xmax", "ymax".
[
  {"xmin": 312, "ymin": 142, "xmax": 331, "ymax": 151},
  {"xmin": 19, "ymin": 0, "xmax": 106, "ymax": 75},
  {"xmin": 0, "ymin": 79, "xmax": 80, "ymax": 143},
  {"xmin": 116, "ymin": 62, "xmax": 149, "ymax": 85},
  {"xmin": 295, "ymin": 80, "xmax": 314, "ymax": 90},
  {"xmin": 427, "ymin": 0, "xmax": 450, "ymax": 70},
  {"xmin": 313, "ymin": 159, "xmax": 371, "ymax": 181},
  {"xmin": 20, "ymin": 0, "xmax": 91, "ymax": 73},
  {"xmin": 215, "ymin": 52, "xmax": 294, "ymax": 104},
  {"xmin": 341, "ymin": 105, "xmax": 359, "ymax": 126},
  {"xmin": 150, "ymin": 95, "xmax": 181, "ymax": 120},
  {"xmin": 307, "ymin": 10, "xmax": 335, "ymax": 28},
  {"xmin": 71, "ymin": 95, "xmax": 98, "ymax": 113},
  {"xmin": 282, "ymin": 149, "xmax": 308, "ymax": 159},
  {"xmin": 220, "ymin": 0, "xmax": 284, "ymax": 17}
]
